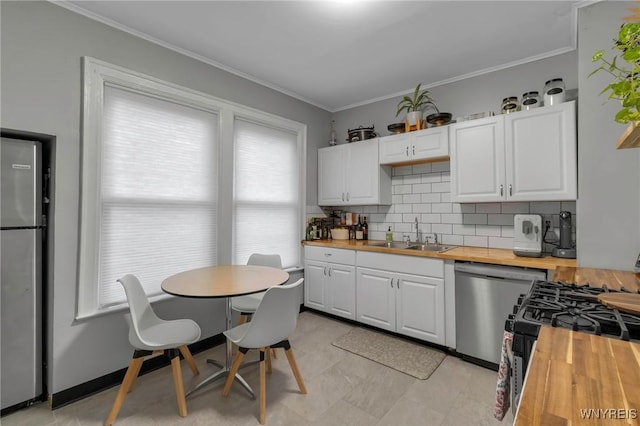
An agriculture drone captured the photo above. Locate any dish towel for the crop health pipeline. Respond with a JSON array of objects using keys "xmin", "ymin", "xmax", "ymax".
[{"xmin": 494, "ymin": 330, "xmax": 513, "ymax": 421}]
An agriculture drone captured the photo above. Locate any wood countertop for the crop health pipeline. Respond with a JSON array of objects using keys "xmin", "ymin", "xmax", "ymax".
[
  {"xmin": 302, "ymin": 239, "xmax": 577, "ymax": 270},
  {"xmin": 552, "ymin": 266, "xmax": 640, "ymax": 292},
  {"xmin": 514, "ymin": 326, "xmax": 640, "ymax": 425}
]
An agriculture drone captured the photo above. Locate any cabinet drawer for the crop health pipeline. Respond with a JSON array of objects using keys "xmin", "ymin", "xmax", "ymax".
[
  {"xmin": 357, "ymin": 251, "xmax": 444, "ymax": 278},
  {"xmin": 304, "ymin": 246, "xmax": 356, "ymax": 265}
]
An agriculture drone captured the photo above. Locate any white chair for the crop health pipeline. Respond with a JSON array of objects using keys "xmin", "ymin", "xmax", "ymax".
[
  {"xmin": 231, "ymin": 253, "xmax": 283, "ymax": 324},
  {"xmin": 105, "ymin": 274, "xmax": 201, "ymax": 426},
  {"xmin": 222, "ymin": 278, "xmax": 306, "ymax": 424}
]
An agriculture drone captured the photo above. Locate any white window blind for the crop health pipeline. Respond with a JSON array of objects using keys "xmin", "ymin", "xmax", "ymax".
[
  {"xmin": 98, "ymin": 86, "xmax": 218, "ymax": 308},
  {"xmin": 233, "ymin": 118, "xmax": 301, "ymax": 269}
]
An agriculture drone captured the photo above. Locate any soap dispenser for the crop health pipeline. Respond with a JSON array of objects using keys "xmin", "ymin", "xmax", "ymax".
[{"xmin": 386, "ymin": 226, "xmax": 393, "ymax": 243}]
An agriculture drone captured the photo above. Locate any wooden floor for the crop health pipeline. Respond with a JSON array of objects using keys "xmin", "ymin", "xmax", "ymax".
[{"xmin": 2, "ymin": 311, "xmax": 510, "ymax": 426}]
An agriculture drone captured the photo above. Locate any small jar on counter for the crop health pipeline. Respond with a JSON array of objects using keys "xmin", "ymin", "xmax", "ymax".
[
  {"xmin": 543, "ymin": 78, "xmax": 566, "ymax": 106},
  {"xmin": 521, "ymin": 91, "xmax": 541, "ymax": 110},
  {"xmin": 501, "ymin": 97, "xmax": 521, "ymax": 114}
]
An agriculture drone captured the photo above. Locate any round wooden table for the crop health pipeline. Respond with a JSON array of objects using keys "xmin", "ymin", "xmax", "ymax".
[{"xmin": 162, "ymin": 265, "xmax": 290, "ymax": 397}]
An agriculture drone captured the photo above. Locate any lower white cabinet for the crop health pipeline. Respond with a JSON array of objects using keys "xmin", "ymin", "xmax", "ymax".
[
  {"xmin": 304, "ymin": 246, "xmax": 356, "ymax": 320},
  {"xmin": 356, "ymin": 252, "xmax": 446, "ymax": 345}
]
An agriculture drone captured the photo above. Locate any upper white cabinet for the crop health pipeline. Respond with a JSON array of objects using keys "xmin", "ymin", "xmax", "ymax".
[
  {"xmin": 450, "ymin": 101, "xmax": 577, "ymax": 202},
  {"xmin": 318, "ymin": 139, "xmax": 391, "ymax": 206},
  {"xmin": 379, "ymin": 126, "xmax": 449, "ymax": 165}
]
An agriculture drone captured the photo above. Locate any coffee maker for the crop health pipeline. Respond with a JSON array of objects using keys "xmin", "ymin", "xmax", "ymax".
[{"xmin": 552, "ymin": 211, "xmax": 576, "ymax": 258}]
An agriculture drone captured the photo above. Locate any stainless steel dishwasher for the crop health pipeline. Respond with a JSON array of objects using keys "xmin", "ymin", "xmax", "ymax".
[{"xmin": 454, "ymin": 262, "xmax": 546, "ymax": 366}]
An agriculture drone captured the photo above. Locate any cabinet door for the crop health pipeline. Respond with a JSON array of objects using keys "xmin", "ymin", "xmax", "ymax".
[
  {"xmin": 345, "ymin": 139, "xmax": 380, "ymax": 205},
  {"xmin": 318, "ymin": 145, "xmax": 346, "ymax": 206},
  {"xmin": 327, "ymin": 263, "xmax": 356, "ymax": 320},
  {"xmin": 450, "ymin": 116, "xmax": 506, "ymax": 202},
  {"xmin": 505, "ymin": 102, "xmax": 577, "ymax": 201},
  {"xmin": 379, "ymin": 133, "xmax": 411, "ymax": 165},
  {"xmin": 412, "ymin": 126, "xmax": 448, "ymax": 161},
  {"xmin": 356, "ymin": 267, "xmax": 395, "ymax": 332},
  {"xmin": 395, "ymin": 272, "xmax": 445, "ymax": 345},
  {"xmin": 303, "ymin": 261, "xmax": 327, "ymax": 311}
]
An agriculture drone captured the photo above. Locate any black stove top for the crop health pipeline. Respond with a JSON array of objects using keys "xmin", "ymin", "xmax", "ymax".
[{"xmin": 508, "ymin": 280, "xmax": 640, "ymax": 342}]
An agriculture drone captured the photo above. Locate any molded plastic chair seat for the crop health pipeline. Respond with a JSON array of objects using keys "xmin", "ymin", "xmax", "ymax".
[
  {"xmin": 231, "ymin": 253, "xmax": 283, "ymax": 318},
  {"xmin": 222, "ymin": 278, "xmax": 306, "ymax": 424},
  {"xmin": 104, "ymin": 274, "xmax": 201, "ymax": 426}
]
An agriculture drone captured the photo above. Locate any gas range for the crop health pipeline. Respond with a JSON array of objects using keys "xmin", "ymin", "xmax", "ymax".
[{"xmin": 505, "ymin": 279, "xmax": 640, "ymax": 412}]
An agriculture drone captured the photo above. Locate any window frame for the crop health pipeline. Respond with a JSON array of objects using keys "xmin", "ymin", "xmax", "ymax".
[{"xmin": 78, "ymin": 57, "xmax": 306, "ymax": 319}]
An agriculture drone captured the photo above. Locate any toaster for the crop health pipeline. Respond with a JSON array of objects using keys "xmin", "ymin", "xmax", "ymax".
[{"xmin": 513, "ymin": 214, "xmax": 543, "ymax": 257}]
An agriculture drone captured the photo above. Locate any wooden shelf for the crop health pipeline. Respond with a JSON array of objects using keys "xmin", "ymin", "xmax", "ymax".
[{"xmin": 616, "ymin": 120, "xmax": 640, "ymax": 149}]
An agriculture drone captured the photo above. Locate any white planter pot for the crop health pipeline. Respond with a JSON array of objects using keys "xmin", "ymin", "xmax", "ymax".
[{"xmin": 406, "ymin": 111, "xmax": 423, "ymax": 126}]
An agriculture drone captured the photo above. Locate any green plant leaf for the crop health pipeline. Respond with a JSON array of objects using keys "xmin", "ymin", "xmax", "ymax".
[{"xmin": 592, "ymin": 50, "xmax": 604, "ymax": 61}]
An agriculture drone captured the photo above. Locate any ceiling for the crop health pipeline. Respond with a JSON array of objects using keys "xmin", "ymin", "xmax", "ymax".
[{"xmin": 56, "ymin": 1, "xmax": 584, "ymax": 112}]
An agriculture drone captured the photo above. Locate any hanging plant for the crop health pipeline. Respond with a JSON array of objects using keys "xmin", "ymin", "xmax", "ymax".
[{"xmin": 590, "ymin": 15, "xmax": 640, "ymax": 123}]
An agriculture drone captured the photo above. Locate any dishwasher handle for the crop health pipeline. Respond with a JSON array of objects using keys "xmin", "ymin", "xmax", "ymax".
[{"xmin": 454, "ymin": 262, "xmax": 546, "ymax": 282}]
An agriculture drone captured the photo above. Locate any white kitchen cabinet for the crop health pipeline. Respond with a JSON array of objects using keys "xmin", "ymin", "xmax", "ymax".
[
  {"xmin": 356, "ymin": 252, "xmax": 445, "ymax": 344},
  {"xmin": 450, "ymin": 101, "xmax": 576, "ymax": 202},
  {"xmin": 379, "ymin": 126, "xmax": 449, "ymax": 165},
  {"xmin": 303, "ymin": 246, "xmax": 356, "ymax": 320},
  {"xmin": 318, "ymin": 139, "xmax": 391, "ymax": 206}
]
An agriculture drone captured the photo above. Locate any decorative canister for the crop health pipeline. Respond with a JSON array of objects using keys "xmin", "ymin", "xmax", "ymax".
[
  {"xmin": 501, "ymin": 97, "xmax": 521, "ymax": 114},
  {"xmin": 521, "ymin": 91, "xmax": 542, "ymax": 110},
  {"xmin": 543, "ymin": 78, "xmax": 566, "ymax": 106}
]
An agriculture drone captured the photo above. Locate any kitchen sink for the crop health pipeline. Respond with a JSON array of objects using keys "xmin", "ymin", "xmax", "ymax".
[
  {"xmin": 405, "ymin": 244, "xmax": 455, "ymax": 253},
  {"xmin": 368, "ymin": 241, "xmax": 455, "ymax": 252},
  {"xmin": 368, "ymin": 241, "xmax": 416, "ymax": 249}
]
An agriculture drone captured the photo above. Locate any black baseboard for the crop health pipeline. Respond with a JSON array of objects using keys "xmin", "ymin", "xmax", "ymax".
[{"xmin": 49, "ymin": 333, "xmax": 225, "ymax": 409}]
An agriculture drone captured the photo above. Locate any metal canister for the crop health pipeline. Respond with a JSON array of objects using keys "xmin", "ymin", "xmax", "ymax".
[{"xmin": 501, "ymin": 97, "xmax": 521, "ymax": 114}]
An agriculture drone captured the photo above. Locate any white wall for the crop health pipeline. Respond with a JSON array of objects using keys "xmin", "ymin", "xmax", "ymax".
[
  {"xmin": 577, "ymin": 1, "xmax": 640, "ymax": 270},
  {"xmin": 0, "ymin": 1, "xmax": 330, "ymax": 395}
]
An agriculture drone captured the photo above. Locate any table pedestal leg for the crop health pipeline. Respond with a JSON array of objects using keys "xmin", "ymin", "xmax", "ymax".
[{"xmin": 186, "ymin": 297, "xmax": 254, "ymax": 398}]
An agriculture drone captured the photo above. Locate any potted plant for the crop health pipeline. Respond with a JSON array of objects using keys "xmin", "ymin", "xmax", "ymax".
[
  {"xmin": 396, "ymin": 83, "xmax": 437, "ymax": 127},
  {"xmin": 590, "ymin": 6, "xmax": 640, "ymax": 148}
]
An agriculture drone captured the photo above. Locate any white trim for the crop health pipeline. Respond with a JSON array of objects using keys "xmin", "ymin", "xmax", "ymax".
[{"xmin": 78, "ymin": 57, "xmax": 307, "ymax": 319}]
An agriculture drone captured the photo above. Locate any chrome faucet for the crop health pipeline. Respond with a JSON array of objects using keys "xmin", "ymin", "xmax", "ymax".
[{"xmin": 415, "ymin": 217, "xmax": 419, "ymax": 243}]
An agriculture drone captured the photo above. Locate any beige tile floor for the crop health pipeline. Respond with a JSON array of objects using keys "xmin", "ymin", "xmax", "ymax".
[{"xmin": 2, "ymin": 311, "xmax": 514, "ymax": 426}]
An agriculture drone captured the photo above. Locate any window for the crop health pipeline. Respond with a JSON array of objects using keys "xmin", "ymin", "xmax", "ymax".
[
  {"xmin": 233, "ymin": 118, "xmax": 302, "ymax": 269},
  {"xmin": 78, "ymin": 57, "xmax": 305, "ymax": 319}
]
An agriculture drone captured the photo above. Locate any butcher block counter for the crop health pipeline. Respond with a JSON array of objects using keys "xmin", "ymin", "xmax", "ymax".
[
  {"xmin": 514, "ymin": 326, "xmax": 640, "ymax": 425},
  {"xmin": 552, "ymin": 266, "xmax": 640, "ymax": 292},
  {"xmin": 302, "ymin": 239, "xmax": 576, "ymax": 270}
]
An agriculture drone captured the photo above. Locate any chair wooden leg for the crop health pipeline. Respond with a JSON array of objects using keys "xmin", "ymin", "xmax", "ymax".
[
  {"xmin": 178, "ymin": 345, "xmax": 199, "ymax": 376},
  {"xmin": 128, "ymin": 350, "xmax": 161, "ymax": 393},
  {"xmin": 259, "ymin": 349, "xmax": 267, "ymax": 425},
  {"xmin": 284, "ymin": 348, "xmax": 307, "ymax": 395},
  {"xmin": 266, "ymin": 347, "xmax": 272, "ymax": 374},
  {"xmin": 170, "ymin": 354, "xmax": 188, "ymax": 417},
  {"xmin": 104, "ymin": 357, "xmax": 144, "ymax": 426},
  {"xmin": 222, "ymin": 351, "xmax": 245, "ymax": 396},
  {"xmin": 238, "ymin": 314, "xmax": 249, "ymax": 325},
  {"xmin": 271, "ymin": 348, "xmax": 278, "ymax": 359}
]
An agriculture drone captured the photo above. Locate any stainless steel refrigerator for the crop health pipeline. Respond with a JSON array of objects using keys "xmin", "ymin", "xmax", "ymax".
[{"xmin": 1, "ymin": 137, "xmax": 44, "ymax": 410}]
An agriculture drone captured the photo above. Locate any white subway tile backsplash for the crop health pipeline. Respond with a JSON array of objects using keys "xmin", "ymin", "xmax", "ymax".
[
  {"xmin": 475, "ymin": 203, "xmax": 501, "ymax": 214},
  {"xmin": 422, "ymin": 173, "xmax": 442, "ymax": 184},
  {"xmin": 442, "ymin": 234, "xmax": 464, "ymax": 245},
  {"xmin": 463, "ymin": 213, "xmax": 488, "ymax": 225},
  {"xmin": 441, "ymin": 213, "xmax": 464, "ymax": 224},
  {"xmin": 453, "ymin": 224, "xmax": 476, "ymax": 235},
  {"xmin": 501, "ymin": 202, "xmax": 530, "ymax": 214},
  {"xmin": 412, "ymin": 163, "xmax": 432, "ymax": 174},
  {"xmin": 475, "ymin": 225, "xmax": 502, "ymax": 237},
  {"xmin": 488, "ymin": 214, "xmax": 516, "ymax": 226},
  {"xmin": 464, "ymin": 235, "xmax": 488, "ymax": 247},
  {"xmin": 422, "ymin": 193, "xmax": 441, "ymax": 203},
  {"xmin": 432, "ymin": 203, "xmax": 453, "ymax": 213},
  {"xmin": 431, "ymin": 162, "xmax": 450, "ymax": 172},
  {"xmin": 488, "ymin": 237, "xmax": 514, "ymax": 249},
  {"xmin": 403, "ymin": 193, "xmax": 421, "ymax": 204},
  {"xmin": 322, "ymin": 160, "xmax": 576, "ymax": 250},
  {"xmin": 412, "ymin": 183, "xmax": 432, "ymax": 194},
  {"xmin": 413, "ymin": 203, "xmax": 432, "ymax": 213},
  {"xmin": 433, "ymin": 223, "xmax": 453, "ymax": 234},
  {"xmin": 420, "ymin": 213, "xmax": 441, "ymax": 223},
  {"xmin": 432, "ymin": 182, "xmax": 451, "ymax": 193}
]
